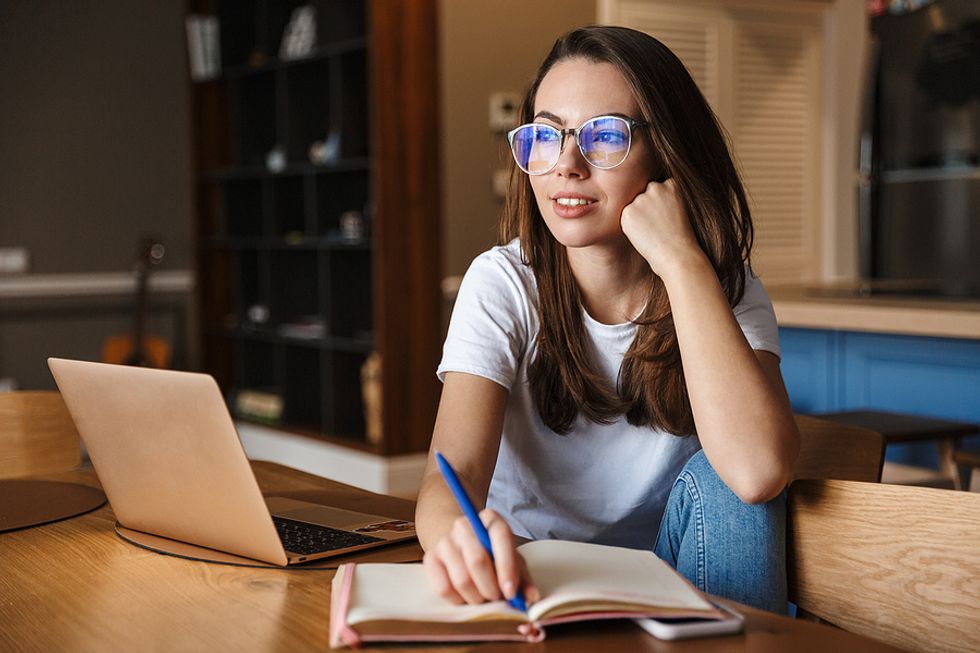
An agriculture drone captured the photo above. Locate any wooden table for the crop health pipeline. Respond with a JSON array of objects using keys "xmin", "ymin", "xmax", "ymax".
[{"xmin": 0, "ymin": 462, "xmax": 905, "ymax": 652}]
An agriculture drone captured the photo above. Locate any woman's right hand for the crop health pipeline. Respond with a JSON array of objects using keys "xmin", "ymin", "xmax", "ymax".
[{"xmin": 422, "ymin": 508, "xmax": 539, "ymax": 605}]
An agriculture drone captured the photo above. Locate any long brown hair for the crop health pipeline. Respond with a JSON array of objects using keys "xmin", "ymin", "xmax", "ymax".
[{"xmin": 499, "ymin": 26, "xmax": 754, "ymax": 436}]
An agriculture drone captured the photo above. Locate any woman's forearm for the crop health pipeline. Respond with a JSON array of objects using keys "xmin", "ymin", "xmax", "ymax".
[
  {"xmin": 415, "ymin": 471, "xmax": 466, "ymax": 551},
  {"xmin": 415, "ymin": 373, "xmax": 510, "ymax": 549},
  {"xmin": 660, "ymin": 254, "xmax": 799, "ymax": 503}
]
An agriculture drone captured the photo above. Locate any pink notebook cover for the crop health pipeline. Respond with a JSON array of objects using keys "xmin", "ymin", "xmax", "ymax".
[{"xmin": 328, "ymin": 563, "xmax": 721, "ymax": 648}]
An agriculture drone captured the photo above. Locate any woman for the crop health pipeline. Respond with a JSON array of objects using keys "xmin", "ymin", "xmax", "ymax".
[{"xmin": 415, "ymin": 25, "xmax": 799, "ymax": 614}]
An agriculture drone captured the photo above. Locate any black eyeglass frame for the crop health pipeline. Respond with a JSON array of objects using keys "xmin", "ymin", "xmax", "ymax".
[{"xmin": 506, "ymin": 115, "xmax": 649, "ymax": 175}]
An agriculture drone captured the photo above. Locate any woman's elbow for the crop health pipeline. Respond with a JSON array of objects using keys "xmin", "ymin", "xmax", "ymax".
[
  {"xmin": 729, "ymin": 453, "xmax": 795, "ymax": 504},
  {"xmin": 730, "ymin": 471, "xmax": 789, "ymax": 505},
  {"xmin": 732, "ymin": 424, "xmax": 800, "ymax": 504}
]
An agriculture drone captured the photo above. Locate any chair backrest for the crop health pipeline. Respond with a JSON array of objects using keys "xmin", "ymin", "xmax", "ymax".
[
  {"xmin": 788, "ymin": 479, "xmax": 980, "ymax": 653},
  {"xmin": 791, "ymin": 414, "xmax": 885, "ymax": 483},
  {"xmin": 0, "ymin": 391, "xmax": 81, "ymax": 479}
]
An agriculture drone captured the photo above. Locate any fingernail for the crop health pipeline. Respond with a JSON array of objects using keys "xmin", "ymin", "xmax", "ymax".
[{"xmin": 502, "ymin": 581, "xmax": 515, "ymax": 598}]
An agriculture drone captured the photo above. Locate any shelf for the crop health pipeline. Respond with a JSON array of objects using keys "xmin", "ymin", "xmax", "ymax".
[
  {"xmin": 201, "ymin": 158, "xmax": 371, "ymax": 182},
  {"xmin": 327, "ymin": 248, "xmax": 372, "ymax": 339},
  {"xmin": 223, "ymin": 179, "xmax": 263, "ymax": 237},
  {"xmin": 203, "ymin": 237, "xmax": 371, "ymax": 251},
  {"xmin": 272, "ymin": 175, "xmax": 306, "ymax": 237},
  {"xmin": 282, "ymin": 347, "xmax": 322, "ymax": 431},
  {"xmin": 233, "ymin": 71, "xmax": 276, "ymax": 167},
  {"xmin": 193, "ymin": 0, "xmax": 440, "ymax": 455},
  {"xmin": 241, "ymin": 339, "xmax": 277, "ymax": 389},
  {"xmin": 206, "ymin": 326, "xmax": 373, "ymax": 353},
  {"xmin": 326, "ymin": 349, "xmax": 370, "ymax": 438},
  {"xmin": 215, "ymin": 38, "xmax": 368, "ymax": 81},
  {"xmin": 315, "ymin": 171, "xmax": 370, "ymax": 237}
]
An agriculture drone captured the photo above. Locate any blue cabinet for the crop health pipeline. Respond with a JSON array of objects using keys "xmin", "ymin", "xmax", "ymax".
[
  {"xmin": 779, "ymin": 328, "xmax": 980, "ymax": 467},
  {"xmin": 778, "ymin": 329, "xmax": 840, "ymax": 413}
]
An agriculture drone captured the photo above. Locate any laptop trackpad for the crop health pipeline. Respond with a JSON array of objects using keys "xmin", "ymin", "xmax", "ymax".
[{"xmin": 265, "ymin": 496, "xmax": 405, "ymax": 532}]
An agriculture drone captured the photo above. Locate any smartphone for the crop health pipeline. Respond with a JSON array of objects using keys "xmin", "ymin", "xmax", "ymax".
[{"xmin": 634, "ymin": 602, "xmax": 744, "ymax": 640}]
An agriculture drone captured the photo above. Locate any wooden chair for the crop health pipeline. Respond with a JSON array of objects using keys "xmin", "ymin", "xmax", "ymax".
[
  {"xmin": 788, "ymin": 479, "xmax": 980, "ymax": 653},
  {"xmin": 953, "ymin": 448, "xmax": 980, "ymax": 492},
  {"xmin": 791, "ymin": 414, "xmax": 885, "ymax": 483},
  {"xmin": 815, "ymin": 410, "xmax": 979, "ymax": 489},
  {"xmin": 0, "ymin": 391, "xmax": 81, "ymax": 479}
]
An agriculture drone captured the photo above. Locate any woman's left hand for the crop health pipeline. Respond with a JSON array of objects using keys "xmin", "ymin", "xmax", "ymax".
[{"xmin": 620, "ymin": 178, "xmax": 706, "ymax": 279}]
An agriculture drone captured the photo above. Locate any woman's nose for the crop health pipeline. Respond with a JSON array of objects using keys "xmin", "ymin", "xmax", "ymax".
[{"xmin": 555, "ymin": 133, "xmax": 589, "ymax": 178}]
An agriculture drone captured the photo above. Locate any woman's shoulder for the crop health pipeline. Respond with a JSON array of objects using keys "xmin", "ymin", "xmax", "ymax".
[
  {"xmin": 733, "ymin": 264, "xmax": 780, "ymax": 356},
  {"xmin": 735, "ymin": 265, "xmax": 773, "ymax": 311},
  {"xmin": 464, "ymin": 239, "xmax": 538, "ymax": 296},
  {"xmin": 472, "ymin": 239, "xmax": 531, "ymax": 272},
  {"xmin": 440, "ymin": 240, "xmax": 538, "ymax": 383}
]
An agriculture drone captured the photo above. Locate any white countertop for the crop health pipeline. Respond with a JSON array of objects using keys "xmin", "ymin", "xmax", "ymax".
[{"xmin": 769, "ymin": 285, "xmax": 980, "ymax": 340}]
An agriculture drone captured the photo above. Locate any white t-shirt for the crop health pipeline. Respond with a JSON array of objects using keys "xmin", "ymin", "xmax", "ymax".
[{"xmin": 437, "ymin": 239, "xmax": 781, "ymax": 550}]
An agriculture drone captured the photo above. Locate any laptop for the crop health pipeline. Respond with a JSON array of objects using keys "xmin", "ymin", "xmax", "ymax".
[{"xmin": 48, "ymin": 357, "xmax": 416, "ymax": 566}]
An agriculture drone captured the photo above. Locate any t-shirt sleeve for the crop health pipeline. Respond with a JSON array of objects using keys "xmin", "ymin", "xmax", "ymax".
[
  {"xmin": 733, "ymin": 269, "xmax": 781, "ymax": 359},
  {"xmin": 436, "ymin": 252, "xmax": 532, "ymax": 390}
]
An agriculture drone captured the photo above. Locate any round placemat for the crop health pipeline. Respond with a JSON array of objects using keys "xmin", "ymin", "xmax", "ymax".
[{"xmin": 0, "ymin": 480, "xmax": 107, "ymax": 533}]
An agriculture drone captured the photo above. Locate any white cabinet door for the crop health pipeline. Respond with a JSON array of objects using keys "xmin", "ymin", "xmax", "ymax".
[{"xmin": 599, "ymin": 0, "xmax": 825, "ymax": 284}]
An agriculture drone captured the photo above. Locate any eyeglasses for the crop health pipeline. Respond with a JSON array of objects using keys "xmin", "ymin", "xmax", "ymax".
[{"xmin": 507, "ymin": 115, "xmax": 648, "ymax": 175}]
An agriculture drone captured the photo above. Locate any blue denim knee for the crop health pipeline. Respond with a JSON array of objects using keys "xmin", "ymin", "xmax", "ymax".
[{"xmin": 654, "ymin": 449, "xmax": 788, "ymax": 614}]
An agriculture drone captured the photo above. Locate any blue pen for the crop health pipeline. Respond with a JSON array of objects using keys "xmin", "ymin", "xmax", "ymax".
[{"xmin": 435, "ymin": 451, "xmax": 527, "ymax": 612}]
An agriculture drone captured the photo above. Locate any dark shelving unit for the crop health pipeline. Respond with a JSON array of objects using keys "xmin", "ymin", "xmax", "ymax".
[{"xmin": 190, "ymin": 0, "xmax": 441, "ymax": 454}]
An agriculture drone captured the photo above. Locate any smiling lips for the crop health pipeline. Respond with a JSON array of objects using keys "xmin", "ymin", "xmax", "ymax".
[
  {"xmin": 551, "ymin": 191, "xmax": 598, "ymax": 218},
  {"xmin": 551, "ymin": 192, "xmax": 598, "ymax": 217},
  {"xmin": 556, "ymin": 197, "xmax": 596, "ymax": 206}
]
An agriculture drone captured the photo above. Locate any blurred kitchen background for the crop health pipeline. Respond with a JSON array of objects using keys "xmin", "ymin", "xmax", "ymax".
[{"xmin": 0, "ymin": 0, "xmax": 977, "ymax": 494}]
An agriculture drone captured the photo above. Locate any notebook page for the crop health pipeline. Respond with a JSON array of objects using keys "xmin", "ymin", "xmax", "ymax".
[
  {"xmin": 518, "ymin": 540, "xmax": 714, "ymax": 621},
  {"xmin": 344, "ymin": 564, "xmax": 525, "ymax": 625}
]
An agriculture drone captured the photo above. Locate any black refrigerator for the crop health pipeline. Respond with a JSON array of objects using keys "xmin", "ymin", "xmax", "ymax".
[{"xmin": 859, "ymin": 0, "xmax": 980, "ymax": 298}]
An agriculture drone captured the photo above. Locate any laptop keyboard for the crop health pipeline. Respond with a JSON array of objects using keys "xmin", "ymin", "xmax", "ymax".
[{"xmin": 273, "ymin": 516, "xmax": 384, "ymax": 555}]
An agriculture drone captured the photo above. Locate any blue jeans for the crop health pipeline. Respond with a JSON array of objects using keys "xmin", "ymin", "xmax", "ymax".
[{"xmin": 654, "ymin": 449, "xmax": 788, "ymax": 614}]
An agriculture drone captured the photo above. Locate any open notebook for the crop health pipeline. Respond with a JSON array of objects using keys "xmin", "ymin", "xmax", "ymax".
[{"xmin": 330, "ymin": 539, "xmax": 724, "ymax": 646}]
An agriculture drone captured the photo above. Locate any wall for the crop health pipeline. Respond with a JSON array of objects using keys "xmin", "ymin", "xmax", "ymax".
[
  {"xmin": 0, "ymin": 1, "xmax": 193, "ymax": 273},
  {"xmin": 438, "ymin": 0, "xmax": 596, "ymax": 278},
  {"xmin": 0, "ymin": 1, "xmax": 194, "ymax": 388},
  {"xmin": 820, "ymin": 0, "xmax": 868, "ymax": 281}
]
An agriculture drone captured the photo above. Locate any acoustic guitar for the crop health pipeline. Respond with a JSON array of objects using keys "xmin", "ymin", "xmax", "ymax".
[{"xmin": 102, "ymin": 239, "xmax": 172, "ymax": 368}]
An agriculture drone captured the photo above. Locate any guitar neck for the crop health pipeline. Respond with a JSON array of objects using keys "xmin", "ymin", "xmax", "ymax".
[{"xmin": 129, "ymin": 263, "xmax": 149, "ymax": 362}]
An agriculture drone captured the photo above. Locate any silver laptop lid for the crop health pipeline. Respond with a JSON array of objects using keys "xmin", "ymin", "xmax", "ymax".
[{"xmin": 48, "ymin": 358, "xmax": 288, "ymax": 566}]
